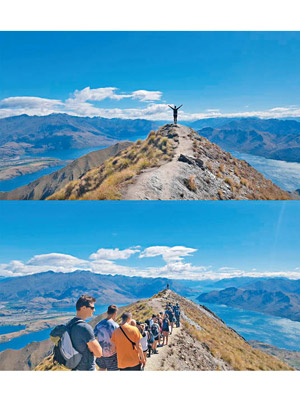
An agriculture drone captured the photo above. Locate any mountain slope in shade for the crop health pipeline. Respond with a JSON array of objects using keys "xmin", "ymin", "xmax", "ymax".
[
  {"xmin": 196, "ymin": 118, "xmax": 300, "ymax": 162},
  {"xmin": 34, "ymin": 290, "xmax": 292, "ymax": 371},
  {"xmin": 0, "ymin": 113, "xmax": 158, "ymax": 157},
  {"xmin": 0, "ymin": 271, "xmax": 194, "ymax": 309},
  {"xmin": 197, "ymin": 285, "xmax": 300, "ymax": 322},
  {"xmin": 48, "ymin": 124, "xmax": 292, "ymax": 200},
  {"xmin": 250, "ymin": 341, "xmax": 300, "ymax": 370},
  {"xmin": 0, "ymin": 339, "xmax": 53, "ymax": 371},
  {"xmin": 0, "ymin": 141, "xmax": 131, "ymax": 200}
]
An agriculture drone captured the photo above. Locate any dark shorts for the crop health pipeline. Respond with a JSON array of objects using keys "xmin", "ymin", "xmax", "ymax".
[
  {"xmin": 153, "ymin": 335, "xmax": 159, "ymax": 341},
  {"xmin": 96, "ymin": 353, "xmax": 118, "ymax": 371},
  {"xmin": 162, "ymin": 327, "xmax": 169, "ymax": 332},
  {"xmin": 119, "ymin": 364, "xmax": 142, "ymax": 371}
]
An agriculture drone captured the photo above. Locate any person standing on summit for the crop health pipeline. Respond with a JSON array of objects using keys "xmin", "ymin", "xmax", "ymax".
[{"xmin": 168, "ymin": 104, "xmax": 183, "ymax": 125}]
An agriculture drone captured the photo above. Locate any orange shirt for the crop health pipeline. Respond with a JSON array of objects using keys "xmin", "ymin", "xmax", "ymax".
[{"xmin": 111, "ymin": 324, "xmax": 142, "ymax": 369}]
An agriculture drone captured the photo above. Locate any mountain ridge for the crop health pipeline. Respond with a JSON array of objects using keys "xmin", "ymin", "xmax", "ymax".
[
  {"xmin": 47, "ymin": 124, "xmax": 292, "ymax": 200},
  {"xmin": 0, "ymin": 141, "xmax": 131, "ymax": 200},
  {"xmin": 196, "ymin": 118, "xmax": 300, "ymax": 162},
  {"xmin": 197, "ymin": 279, "xmax": 300, "ymax": 321},
  {"xmin": 0, "ymin": 114, "xmax": 158, "ymax": 158},
  {"xmin": 33, "ymin": 290, "xmax": 292, "ymax": 371}
]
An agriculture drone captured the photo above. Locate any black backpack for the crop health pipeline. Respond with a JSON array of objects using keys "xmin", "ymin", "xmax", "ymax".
[{"xmin": 151, "ymin": 324, "xmax": 159, "ymax": 337}]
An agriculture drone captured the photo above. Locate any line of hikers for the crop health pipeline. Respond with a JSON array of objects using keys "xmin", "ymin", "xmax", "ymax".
[{"xmin": 51, "ymin": 295, "xmax": 181, "ymax": 371}]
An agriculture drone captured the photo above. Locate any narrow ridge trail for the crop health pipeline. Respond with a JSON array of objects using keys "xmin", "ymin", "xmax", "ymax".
[
  {"xmin": 143, "ymin": 290, "xmax": 232, "ymax": 371},
  {"xmin": 123, "ymin": 125, "xmax": 194, "ymax": 200}
]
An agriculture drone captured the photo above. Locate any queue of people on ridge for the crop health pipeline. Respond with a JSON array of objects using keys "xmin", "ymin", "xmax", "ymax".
[{"xmin": 51, "ymin": 294, "xmax": 181, "ymax": 371}]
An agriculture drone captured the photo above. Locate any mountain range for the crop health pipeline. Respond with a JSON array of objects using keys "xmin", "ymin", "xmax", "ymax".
[
  {"xmin": 46, "ymin": 124, "xmax": 292, "ymax": 200},
  {"xmin": 2, "ymin": 114, "xmax": 300, "ymax": 163},
  {"xmin": 0, "ymin": 270, "xmax": 195, "ymax": 310},
  {"xmin": 197, "ymin": 278, "xmax": 300, "ymax": 322},
  {"xmin": 0, "ymin": 141, "xmax": 131, "ymax": 200},
  {"xmin": 0, "ymin": 113, "xmax": 158, "ymax": 158},
  {"xmin": 192, "ymin": 118, "xmax": 300, "ymax": 162}
]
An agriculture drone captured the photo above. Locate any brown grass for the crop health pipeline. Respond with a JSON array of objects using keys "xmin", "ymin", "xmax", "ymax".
[
  {"xmin": 47, "ymin": 129, "xmax": 175, "ymax": 200},
  {"xmin": 186, "ymin": 175, "xmax": 197, "ymax": 192},
  {"xmin": 173, "ymin": 294, "xmax": 293, "ymax": 371}
]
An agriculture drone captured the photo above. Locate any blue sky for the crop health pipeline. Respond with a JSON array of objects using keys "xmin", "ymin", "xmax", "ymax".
[
  {"xmin": 0, "ymin": 201, "xmax": 300, "ymax": 280},
  {"xmin": 1, "ymin": 32, "xmax": 300, "ymax": 120}
]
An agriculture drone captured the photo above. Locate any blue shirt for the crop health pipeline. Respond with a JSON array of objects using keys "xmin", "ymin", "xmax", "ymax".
[{"xmin": 94, "ymin": 318, "xmax": 119, "ymax": 357}]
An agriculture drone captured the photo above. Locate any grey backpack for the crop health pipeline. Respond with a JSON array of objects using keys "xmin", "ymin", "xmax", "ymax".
[{"xmin": 51, "ymin": 319, "xmax": 83, "ymax": 370}]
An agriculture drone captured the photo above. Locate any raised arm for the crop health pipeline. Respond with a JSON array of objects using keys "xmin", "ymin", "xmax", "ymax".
[
  {"xmin": 178, "ymin": 104, "xmax": 183, "ymax": 109},
  {"xmin": 168, "ymin": 105, "xmax": 174, "ymax": 110}
]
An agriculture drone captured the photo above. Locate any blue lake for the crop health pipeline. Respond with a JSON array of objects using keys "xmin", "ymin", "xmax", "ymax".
[
  {"xmin": 199, "ymin": 301, "xmax": 300, "ymax": 352},
  {"xmin": 0, "ymin": 137, "xmax": 148, "ymax": 192},
  {"xmin": 0, "ymin": 304, "xmax": 127, "ymax": 352},
  {"xmin": 0, "ymin": 165, "xmax": 66, "ymax": 192},
  {"xmin": 0, "ymin": 325, "xmax": 26, "ymax": 335},
  {"xmin": 0, "ymin": 328, "xmax": 52, "ymax": 352},
  {"xmin": 232, "ymin": 150, "xmax": 300, "ymax": 192}
]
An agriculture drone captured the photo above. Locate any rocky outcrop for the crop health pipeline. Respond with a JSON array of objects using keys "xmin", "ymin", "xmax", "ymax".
[{"xmin": 123, "ymin": 125, "xmax": 291, "ymax": 200}]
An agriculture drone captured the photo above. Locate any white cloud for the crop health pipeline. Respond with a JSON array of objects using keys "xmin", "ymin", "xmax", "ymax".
[
  {"xmin": 2, "ymin": 87, "xmax": 300, "ymax": 121},
  {"xmin": 1, "ymin": 246, "xmax": 300, "ymax": 281},
  {"xmin": 27, "ymin": 253, "xmax": 88, "ymax": 268},
  {"xmin": 0, "ymin": 96, "xmax": 63, "ymax": 109},
  {"xmin": 89, "ymin": 247, "xmax": 140, "ymax": 260},
  {"xmin": 139, "ymin": 245, "xmax": 198, "ymax": 262},
  {"xmin": 132, "ymin": 90, "xmax": 162, "ymax": 102}
]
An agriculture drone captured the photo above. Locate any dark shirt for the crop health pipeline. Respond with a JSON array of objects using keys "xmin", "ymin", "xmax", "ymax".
[{"xmin": 69, "ymin": 317, "xmax": 96, "ymax": 371}]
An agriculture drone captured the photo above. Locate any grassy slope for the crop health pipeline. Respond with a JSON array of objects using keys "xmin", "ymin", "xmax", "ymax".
[
  {"xmin": 154, "ymin": 291, "xmax": 292, "ymax": 371},
  {"xmin": 47, "ymin": 130, "xmax": 175, "ymax": 200},
  {"xmin": 192, "ymin": 136, "xmax": 291, "ymax": 200}
]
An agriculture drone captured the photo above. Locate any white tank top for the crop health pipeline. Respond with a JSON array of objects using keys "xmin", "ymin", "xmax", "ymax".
[{"xmin": 140, "ymin": 333, "xmax": 148, "ymax": 351}]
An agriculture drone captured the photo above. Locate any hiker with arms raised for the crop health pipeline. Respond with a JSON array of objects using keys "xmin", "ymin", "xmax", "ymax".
[
  {"xmin": 66, "ymin": 295, "xmax": 102, "ymax": 370},
  {"xmin": 168, "ymin": 104, "xmax": 183, "ymax": 125},
  {"xmin": 111, "ymin": 311, "xmax": 146, "ymax": 371},
  {"xmin": 94, "ymin": 305, "xmax": 119, "ymax": 371}
]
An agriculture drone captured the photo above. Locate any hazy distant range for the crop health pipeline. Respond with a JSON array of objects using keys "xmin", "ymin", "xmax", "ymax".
[{"xmin": 1, "ymin": 114, "xmax": 300, "ymax": 192}]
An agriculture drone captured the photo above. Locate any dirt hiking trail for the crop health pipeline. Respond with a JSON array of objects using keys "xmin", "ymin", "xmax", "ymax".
[{"xmin": 123, "ymin": 125, "xmax": 194, "ymax": 200}]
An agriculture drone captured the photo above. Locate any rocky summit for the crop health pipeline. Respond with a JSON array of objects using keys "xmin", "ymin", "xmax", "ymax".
[{"xmin": 48, "ymin": 124, "xmax": 292, "ymax": 200}]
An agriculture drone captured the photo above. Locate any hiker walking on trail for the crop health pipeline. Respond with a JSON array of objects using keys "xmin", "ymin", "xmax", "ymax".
[
  {"xmin": 94, "ymin": 304, "xmax": 119, "ymax": 371},
  {"xmin": 111, "ymin": 312, "xmax": 146, "ymax": 371},
  {"xmin": 157, "ymin": 313, "xmax": 163, "ymax": 346},
  {"xmin": 151, "ymin": 317, "xmax": 160, "ymax": 354},
  {"xmin": 63, "ymin": 295, "xmax": 102, "ymax": 370},
  {"xmin": 165, "ymin": 306, "xmax": 174, "ymax": 334},
  {"xmin": 174, "ymin": 303, "xmax": 181, "ymax": 328},
  {"xmin": 162, "ymin": 314, "xmax": 170, "ymax": 346},
  {"xmin": 138, "ymin": 323, "xmax": 149, "ymax": 360},
  {"xmin": 168, "ymin": 104, "xmax": 183, "ymax": 125}
]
